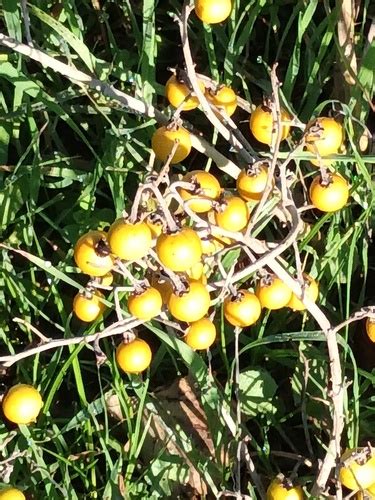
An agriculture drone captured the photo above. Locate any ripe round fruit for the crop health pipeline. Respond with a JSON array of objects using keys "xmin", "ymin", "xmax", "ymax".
[
  {"xmin": 366, "ymin": 318, "xmax": 375, "ymax": 343},
  {"xmin": 2, "ymin": 384, "xmax": 43, "ymax": 425},
  {"xmin": 250, "ymin": 105, "xmax": 291, "ymax": 145},
  {"xmin": 116, "ymin": 338, "xmax": 152, "ymax": 374},
  {"xmin": 206, "ymin": 86, "xmax": 237, "ymax": 117},
  {"xmin": 194, "ymin": 0, "xmax": 232, "ymax": 24},
  {"xmin": 215, "ymin": 196, "xmax": 249, "ymax": 232},
  {"xmin": 165, "ymin": 74, "xmax": 205, "ymax": 111},
  {"xmin": 224, "ymin": 290, "xmax": 261, "ymax": 327},
  {"xmin": 184, "ymin": 318, "xmax": 216, "ymax": 350},
  {"xmin": 74, "ymin": 230, "xmax": 114, "ymax": 277},
  {"xmin": 168, "ymin": 280, "xmax": 210, "ymax": 322},
  {"xmin": 151, "ymin": 125, "xmax": 191, "ymax": 164},
  {"xmin": 0, "ymin": 488, "xmax": 26, "ymax": 500},
  {"xmin": 266, "ymin": 478, "xmax": 303, "ymax": 500},
  {"xmin": 236, "ymin": 164, "xmax": 269, "ymax": 201},
  {"xmin": 179, "ymin": 170, "xmax": 221, "ymax": 213},
  {"xmin": 127, "ymin": 287, "xmax": 162, "ymax": 320},
  {"xmin": 339, "ymin": 449, "xmax": 375, "ymax": 491},
  {"xmin": 309, "ymin": 173, "xmax": 349, "ymax": 212},
  {"xmin": 305, "ymin": 117, "xmax": 343, "ymax": 157},
  {"xmin": 108, "ymin": 219, "xmax": 152, "ymax": 261},
  {"xmin": 156, "ymin": 227, "xmax": 202, "ymax": 272},
  {"xmin": 256, "ymin": 276, "xmax": 292, "ymax": 310},
  {"xmin": 287, "ymin": 275, "xmax": 319, "ymax": 311},
  {"xmin": 73, "ymin": 291, "xmax": 106, "ymax": 322}
]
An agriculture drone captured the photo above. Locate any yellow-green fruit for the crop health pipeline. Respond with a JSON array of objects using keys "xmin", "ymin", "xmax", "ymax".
[
  {"xmin": 250, "ymin": 105, "xmax": 291, "ymax": 145},
  {"xmin": 184, "ymin": 318, "xmax": 216, "ymax": 350},
  {"xmin": 206, "ymin": 86, "xmax": 237, "ymax": 117},
  {"xmin": 224, "ymin": 290, "xmax": 261, "ymax": 327},
  {"xmin": 165, "ymin": 74, "xmax": 205, "ymax": 111},
  {"xmin": 0, "ymin": 488, "xmax": 26, "ymax": 500},
  {"xmin": 309, "ymin": 174, "xmax": 349, "ymax": 212},
  {"xmin": 116, "ymin": 338, "xmax": 152, "ymax": 374},
  {"xmin": 236, "ymin": 165, "xmax": 269, "ymax": 201},
  {"xmin": 287, "ymin": 275, "xmax": 319, "ymax": 311},
  {"xmin": 305, "ymin": 117, "xmax": 343, "ymax": 157},
  {"xmin": 168, "ymin": 280, "xmax": 210, "ymax": 322},
  {"xmin": 156, "ymin": 228, "xmax": 202, "ymax": 272},
  {"xmin": 108, "ymin": 219, "xmax": 152, "ymax": 261},
  {"xmin": 256, "ymin": 277, "xmax": 292, "ymax": 310},
  {"xmin": 179, "ymin": 170, "xmax": 221, "ymax": 213},
  {"xmin": 339, "ymin": 449, "xmax": 375, "ymax": 491},
  {"xmin": 194, "ymin": 0, "xmax": 232, "ymax": 24},
  {"xmin": 2, "ymin": 384, "xmax": 43, "ymax": 425},
  {"xmin": 73, "ymin": 291, "xmax": 106, "ymax": 322},
  {"xmin": 151, "ymin": 126, "xmax": 191, "ymax": 164},
  {"xmin": 127, "ymin": 287, "xmax": 163, "ymax": 321},
  {"xmin": 266, "ymin": 478, "xmax": 304, "ymax": 500},
  {"xmin": 74, "ymin": 230, "xmax": 114, "ymax": 277},
  {"xmin": 366, "ymin": 318, "xmax": 375, "ymax": 343}
]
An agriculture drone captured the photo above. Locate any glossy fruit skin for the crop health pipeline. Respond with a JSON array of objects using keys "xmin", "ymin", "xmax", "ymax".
[
  {"xmin": 2, "ymin": 384, "xmax": 43, "ymax": 425},
  {"xmin": 108, "ymin": 219, "xmax": 152, "ymax": 261},
  {"xmin": 165, "ymin": 74, "xmax": 205, "ymax": 111},
  {"xmin": 250, "ymin": 105, "xmax": 290, "ymax": 145},
  {"xmin": 266, "ymin": 478, "xmax": 304, "ymax": 500},
  {"xmin": 179, "ymin": 170, "xmax": 222, "ymax": 213},
  {"xmin": 339, "ymin": 449, "xmax": 375, "ymax": 491},
  {"xmin": 224, "ymin": 290, "xmax": 261, "ymax": 327},
  {"xmin": 151, "ymin": 126, "xmax": 191, "ymax": 164},
  {"xmin": 366, "ymin": 318, "xmax": 375, "ymax": 343},
  {"xmin": 256, "ymin": 277, "xmax": 292, "ymax": 310},
  {"xmin": 156, "ymin": 228, "xmax": 202, "ymax": 272},
  {"xmin": 127, "ymin": 287, "xmax": 162, "ymax": 320},
  {"xmin": 236, "ymin": 165, "xmax": 269, "ymax": 201},
  {"xmin": 287, "ymin": 275, "xmax": 319, "ymax": 311},
  {"xmin": 74, "ymin": 230, "xmax": 114, "ymax": 277},
  {"xmin": 168, "ymin": 280, "xmax": 210, "ymax": 322},
  {"xmin": 116, "ymin": 338, "xmax": 152, "ymax": 374},
  {"xmin": 206, "ymin": 86, "xmax": 237, "ymax": 117},
  {"xmin": 194, "ymin": 0, "xmax": 232, "ymax": 24},
  {"xmin": 215, "ymin": 196, "xmax": 249, "ymax": 232},
  {"xmin": 73, "ymin": 291, "xmax": 106, "ymax": 322},
  {"xmin": 184, "ymin": 318, "xmax": 216, "ymax": 350},
  {"xmin": 0, "ymin": 488, "xmax": 26, "ymax": 500},
  {"xmin": 305, "ymin": 117, "xmax": 343, "ymax": 158},
  {"xmin": 309, "ymin": 173, "xmax": 349, "ymax": 212}
]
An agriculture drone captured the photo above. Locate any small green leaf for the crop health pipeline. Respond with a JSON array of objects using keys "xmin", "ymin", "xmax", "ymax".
[{"xmin": 238, "ymin": 368, "xmax": 278, "ymax": 417}]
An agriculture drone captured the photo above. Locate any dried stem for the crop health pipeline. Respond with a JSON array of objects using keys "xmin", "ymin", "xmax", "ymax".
[{"xmin": 0, "ymin": 33, "xmax": 240, "ymax": 179}]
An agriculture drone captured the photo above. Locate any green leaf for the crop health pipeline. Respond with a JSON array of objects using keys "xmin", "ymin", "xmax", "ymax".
[{"xmin": 238, "ymin": 368, "xmax": 278, "ymax": 417}]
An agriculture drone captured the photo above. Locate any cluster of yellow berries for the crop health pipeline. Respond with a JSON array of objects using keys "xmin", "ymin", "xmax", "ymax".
[
  {"xmin": 155, "ymin": 76, "xmax": 350, "ymax": 212},
  {"xmin": 154, "ymin": 77, "xmax": 349, "ymax": 211},
  {"xmin": 71, "ymin": 160, "xmax": 321, "ymax": 376}
]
